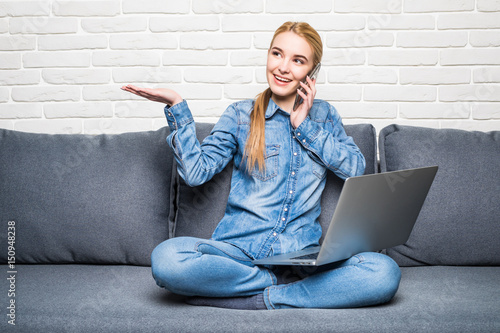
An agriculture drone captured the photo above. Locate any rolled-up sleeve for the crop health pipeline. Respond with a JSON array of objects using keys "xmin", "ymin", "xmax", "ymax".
[{"xmin": 165, "ymin": 100, "xmax": 194, "ymax": 132}]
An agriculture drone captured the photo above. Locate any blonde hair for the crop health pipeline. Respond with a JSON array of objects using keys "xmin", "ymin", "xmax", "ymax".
[{"xmin": 244, "ymin": 21, "xmax": 323, "ymax": 173}]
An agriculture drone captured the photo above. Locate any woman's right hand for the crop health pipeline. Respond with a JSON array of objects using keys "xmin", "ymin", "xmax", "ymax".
[{"xmin": 120, "ymin": 85, "xmax": 183, "ymax": 107}]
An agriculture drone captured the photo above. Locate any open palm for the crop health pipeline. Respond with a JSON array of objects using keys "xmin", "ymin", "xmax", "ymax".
[{"xmin": 121, "ymin": 85, "xmax": 183, "ymax": 107}]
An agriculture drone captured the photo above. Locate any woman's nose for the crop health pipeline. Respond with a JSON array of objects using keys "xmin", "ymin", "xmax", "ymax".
[{"xmin": 278, "ymin": 60, "xmax": 290, "ymax": 74}]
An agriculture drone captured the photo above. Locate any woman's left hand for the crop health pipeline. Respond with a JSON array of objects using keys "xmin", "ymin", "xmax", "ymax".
[{"xmin": 290, "ymin": 75, "xmax": 316, "ymax": 129}]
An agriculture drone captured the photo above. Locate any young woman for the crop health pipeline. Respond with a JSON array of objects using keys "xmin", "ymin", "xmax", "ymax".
[{"xmin": 121, "ymin": 21, "xmax": 401, "ymax": 310}]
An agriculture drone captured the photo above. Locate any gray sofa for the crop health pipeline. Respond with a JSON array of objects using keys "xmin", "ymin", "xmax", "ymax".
[{"xmin": 1, "ymin": 122, "xmax": 499, "ymax": 332}]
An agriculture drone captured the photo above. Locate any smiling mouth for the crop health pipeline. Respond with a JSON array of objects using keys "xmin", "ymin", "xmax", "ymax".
[{"xmin": 274, "ymin": 74, "xmax": 292, "ymax": 83}]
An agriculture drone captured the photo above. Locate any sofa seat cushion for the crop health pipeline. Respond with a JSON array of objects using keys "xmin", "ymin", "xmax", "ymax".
[
  {"xmin": 0, "ymin": 127, "xmax": 174, "ymax": 266},
  {"xmin": 173, "ymin": 123, "xmax": 377, "ymax": 243},
  {"xmin": 379, "ymin": 125, "xmax": 500, "ymax": 266},
  {"xmin": 2, "ymin": 265, "xmax": 498, "ymax": 332}
]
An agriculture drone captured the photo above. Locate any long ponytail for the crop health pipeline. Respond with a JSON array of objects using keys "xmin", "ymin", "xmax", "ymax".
[{"xmin": 243, "ymin": 88, "xmax": 272, "ymax": 173}]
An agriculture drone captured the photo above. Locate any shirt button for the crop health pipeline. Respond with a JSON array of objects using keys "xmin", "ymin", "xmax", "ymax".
[
  {"xmin": 293, "ymin": 152, "xmax": 297, "ymax": 156},
  {"xmin": 168, "ymin": 112, "xmax": 173, "ymax": 116},
  {"xmin": 292, "ymin": 136, "xmax": 295, "ymax": 139},
  {"xmin": 289, "ymin": 190, "xmax": 293, "ymax": 194},
  {"xmin": 273, "ymin": 232, "xmax": 277, "ymax": 237},
  {"xmin": 282, "ymin": 217, "xmax": 285, "ymax": 221},
  {"xmin": 302, "ymin": 139, "xmax": 306, "ymax": 143},
  {"xmin": 291, "ymin": 171, "xmax": 295, "ymax": 175},
  {"xmin": 297, "ymin": 133, "xmax": 301, "ymax": 136},
  {"xmin": 284, "ymin": 208, "xmax": 288, "ymax": 211}
]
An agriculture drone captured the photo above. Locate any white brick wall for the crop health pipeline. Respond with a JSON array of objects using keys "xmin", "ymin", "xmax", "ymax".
[{"xmin": 0, "ymin": 0, "xmax": 499, "ymax": 134}]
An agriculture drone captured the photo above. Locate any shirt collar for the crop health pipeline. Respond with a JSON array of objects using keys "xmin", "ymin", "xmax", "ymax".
[{"xmin": 265, "ymin": 97, "xmax": 285, "ymax": 119}]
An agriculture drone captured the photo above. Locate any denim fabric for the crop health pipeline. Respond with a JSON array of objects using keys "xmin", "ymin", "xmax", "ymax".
[
  {"xmin": 151, "ymin": 236, "xmax": 401, "ymax": 309},
  {"xmin": 264, "ymin": 251, "xmax": 401, "ymax": 309},
  {"xmin": 151, "ymin": 237, "xmax": 276, "ymax": 297},
  {"xmin": 164, "ymin": 98, "xmax": 365, "ymax": 260}
]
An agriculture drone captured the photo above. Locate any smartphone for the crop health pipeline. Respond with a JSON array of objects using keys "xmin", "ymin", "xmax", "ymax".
[{"xmin": 293, "ymin": 62, "xmax": 321, "ymax": 111}]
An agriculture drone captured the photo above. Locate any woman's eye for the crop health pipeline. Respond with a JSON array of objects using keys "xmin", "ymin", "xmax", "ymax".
[
  {"xmin": 272, "ymin": 51, "xmax": 281, "ymax": 57},
  {"xmin": 294, "ymin": 59, "xmax": 304, "ymax": 65}
]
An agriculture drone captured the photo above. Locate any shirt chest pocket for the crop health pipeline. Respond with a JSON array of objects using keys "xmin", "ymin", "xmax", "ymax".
[{"xmin": 252, "ymin": 144, "xmax": 280, "ymax": 181}]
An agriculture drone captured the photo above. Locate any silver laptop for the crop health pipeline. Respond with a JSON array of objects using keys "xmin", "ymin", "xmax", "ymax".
[{"xmin": 252, "ymin": 166, "xmax": 438, "ymax": 266}]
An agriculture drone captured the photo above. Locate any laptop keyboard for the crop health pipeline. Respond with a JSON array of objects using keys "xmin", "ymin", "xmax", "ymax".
[{"xmin": 291, "ymin": 252, "xmax": 319, "ymax": 260}]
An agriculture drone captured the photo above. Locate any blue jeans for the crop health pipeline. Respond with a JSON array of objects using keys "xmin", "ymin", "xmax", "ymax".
[{"xmin": 151, "ymin": 237, "xmax": 401, "ymax": 310}]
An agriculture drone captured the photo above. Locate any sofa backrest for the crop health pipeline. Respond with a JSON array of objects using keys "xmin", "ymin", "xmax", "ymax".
[
  {"xmin": 6, "ymin": 122, "xmax": 495, "ymax": 268},
  {"xmin": 173, "ymin": 123, "xmax": 377, "ymax": 244},
  {"xmin": 379, "ymin": 125, "xmax": 500, "ymax": 266},
  {"xmin": 0, "ymin": 128, "xmax": 174, "ymax": 266}
]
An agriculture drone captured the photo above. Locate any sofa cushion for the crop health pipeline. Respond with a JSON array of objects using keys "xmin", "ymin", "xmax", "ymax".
[
  {"xmin": 173, "ymin": 123, "xmax": 377, "ymax": 242},
  {"xmin": 2, "ymin": 264, "xmax": 499, "ymax": 332},
  {"xmin": 379, "ymin": 124, "xmax": 500, "ymax": 266},
  {"xmin": 0, "ymin": 127, "xmax": 174, "ymax": 266}
]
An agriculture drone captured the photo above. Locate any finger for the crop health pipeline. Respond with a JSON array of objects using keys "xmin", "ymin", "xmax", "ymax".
[
  {"xmin": 123, "ymin": 87, "xmax": 145, "ymax": 96},
  {"xmin": 302, "ymin": 89, "xmax": 312, "ymax": 107},
  {"xmin": 130, "ymin": 86, "xmax": 157, "ymax": 98},
  {"xmin": 298, "ymin": 85, "xmax": 312, "ymax": 105},
  {"xmin": 121, "ymin": 87, "xmax": 142, "ymax": 97},
  {"xmin": 306, "ymin": 76, "xmax": 316, "ymax": 92},
  {"xmin": 305, "ymin": 78, "xmax": 317, "ymax": 100},
  {"xmin": 129, "ymin": 86, "xmax": 149, "ymax": 94},
  {"xmin": 122, "ymin": 84, "xmax": 140, "ymax": 91},
  {"xmin": 297, "ymin": 91, "xmax": 312, "ymax": 113},
  {"xmin": 298, "ymin": 84, "xmax": 314, "ymax": 111},
  {"xmin": 121, "ymin": 86, "xmax": 156, "ymax": 100},
  {"xmin": 121, "ymin": 85, "xmax": 142, "ymax": 95},
  {"xmin": 292, "ymin": 88, "xmax": 306, "ymax": 113},
  {"xmin": 300, "ymin": 80, "xmax": 312, "ymax": 94},
  {"xmin": 125, "ymin": 85, "xmax": 153, "ymax": 95},
  {"xmin": 296, "ymin": 87, "xmax": 307, "ymax": 100}
]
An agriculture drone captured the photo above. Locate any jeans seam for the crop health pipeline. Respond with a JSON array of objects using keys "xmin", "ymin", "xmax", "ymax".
[
  {"xmin": 193, "ymin": 240, "xmax": 253, "ymax": 263},
  {"xmin": 265, "ymin": 287, "xmax": 275, "ymax": 310}
]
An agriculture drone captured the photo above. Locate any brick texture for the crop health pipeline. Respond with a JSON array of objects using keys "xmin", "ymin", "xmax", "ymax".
[{"xmin": 0, "ymin": 0, "xmax": 498, "ymax": 133}]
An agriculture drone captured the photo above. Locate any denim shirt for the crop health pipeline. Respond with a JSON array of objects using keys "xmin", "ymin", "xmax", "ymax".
[{"xmin": 164, "ymin": 98, "xmax": 365, "ymax": 260}]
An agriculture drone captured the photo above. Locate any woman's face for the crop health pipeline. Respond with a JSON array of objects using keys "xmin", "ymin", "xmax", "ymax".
[{"xmin": 266, "ymin": 31, "xmax": 314, "ymax": 108}]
